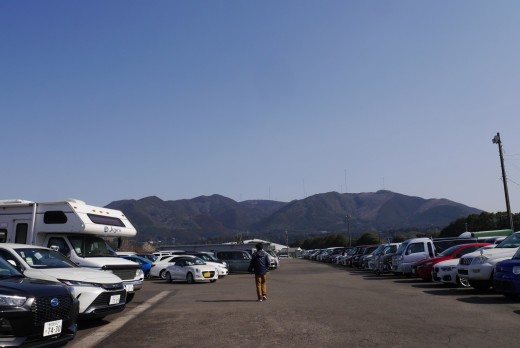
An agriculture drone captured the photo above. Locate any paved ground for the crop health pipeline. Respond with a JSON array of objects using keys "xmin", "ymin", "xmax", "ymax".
[{"xmin": 70, "ymin": 259, "xmax": 520, "ymax": 348}]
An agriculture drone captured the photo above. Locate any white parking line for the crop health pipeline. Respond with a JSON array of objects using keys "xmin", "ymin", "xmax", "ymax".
[{"xmin": 71, "ymin": 291, "xmax": 170, "ymax": 348}]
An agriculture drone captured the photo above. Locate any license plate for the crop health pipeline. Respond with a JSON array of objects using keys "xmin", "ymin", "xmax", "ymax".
[
  {"xmin": 125, "ymin": 284, "xmax": 134, "ymax": 292},
  {"xmin": 203, "ymin": 272, "xmax": 211, "ymax": 278},
  {"xmin": 43, "ymin": 320, "xmax": 62, "ymax": 337},
  {"xmin": 109, "ymin": 295, "xmax": 121, "ymax": 305}
]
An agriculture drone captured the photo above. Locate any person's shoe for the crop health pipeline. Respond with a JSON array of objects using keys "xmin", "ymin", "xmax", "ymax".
[
  {"xmin": 257, "ymin": 299, "xmax": 263, "ymax": 302},
  {"xmin": 262, "ymin": 296, "xmax": 267, "ymax": 301}
]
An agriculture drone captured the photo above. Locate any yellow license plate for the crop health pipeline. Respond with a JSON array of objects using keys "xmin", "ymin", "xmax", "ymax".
[{"xmin": 203, "ymin": 272, "xmax": 211, "ymax": 278}]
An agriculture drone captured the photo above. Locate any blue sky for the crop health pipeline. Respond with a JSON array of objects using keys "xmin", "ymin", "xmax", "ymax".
[{"xmin": 2, "ymin": 1, "xmax": 520, "ymax": 213}]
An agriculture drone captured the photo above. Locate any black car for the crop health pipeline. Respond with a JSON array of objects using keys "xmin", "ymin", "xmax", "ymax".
[{"xmin": 0, "ymin": 256, "xmax": 79, "ymax": 347}]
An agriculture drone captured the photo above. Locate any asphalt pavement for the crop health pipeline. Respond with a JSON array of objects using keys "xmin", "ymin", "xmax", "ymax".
[{"xmin": 69, "ymin": 259, "xmax": 520, "ymax": 348}]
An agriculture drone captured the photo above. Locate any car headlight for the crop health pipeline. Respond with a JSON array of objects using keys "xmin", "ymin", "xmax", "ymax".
[
  {"xmin": 59, "ymin": 279, "xmax": 101, "ymax": 287},
  {"xmin": 0, "ymin": 295, "xmax": 27, "ymax": 307},
  {"xmin": 440, "ymin": 266, "xmax": 456, "ymax": 271},
  {"xmin": 513, "ymin": 266, "xmax": 520, "ymax": 275},
  {"xmin": 472, "ymin": 256, "xmax": 488, "ymax": 265},
  {"xmin": 195, "ymin": 268, "xmax": 201, "ymax": 274},
  {"xmin": 136, "ymin": 269, "xmax": 144, "ymax": 278}
]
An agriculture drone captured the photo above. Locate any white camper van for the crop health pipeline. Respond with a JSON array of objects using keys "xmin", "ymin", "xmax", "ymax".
[{"xmin": 0, "ymin": 199, "xmax": 143, "ymax": 302}]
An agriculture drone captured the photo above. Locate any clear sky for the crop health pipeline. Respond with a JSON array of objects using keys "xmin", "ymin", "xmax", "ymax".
[{"xmin": 2, "ymin": 1, "xmax": 520, "ymax": 213}]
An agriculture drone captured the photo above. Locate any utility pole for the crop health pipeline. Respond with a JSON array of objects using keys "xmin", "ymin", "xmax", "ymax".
[
  {"xmin": 285, "ymin": 229, "xmax": 289, "ymax": 257},
  {"xmin": 492, "ymin": 132, "xmax": 514, "ymax": 232},
  {"xmin": 345, "ymin": 215, "xmax": 351, "ymax": 247}
]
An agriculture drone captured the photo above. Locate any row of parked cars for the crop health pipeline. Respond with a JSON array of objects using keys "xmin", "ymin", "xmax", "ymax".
[
  {"xmin": 144, "ymin": 249, "xmax": 281, "ymax": 283},
  {"xmin": 303, "ymin": 232, "xmax": 520, "ymax": 298}
]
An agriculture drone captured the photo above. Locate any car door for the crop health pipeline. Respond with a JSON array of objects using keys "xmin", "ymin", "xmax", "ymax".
[{"xmin": 171, "ymin": 259, "xmax": 186, "ymax": 280}]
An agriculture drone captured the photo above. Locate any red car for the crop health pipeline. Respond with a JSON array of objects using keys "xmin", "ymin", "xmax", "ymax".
[{"xmin": 413, "ymin": 243, "xmax": 491, "ymax": 281}]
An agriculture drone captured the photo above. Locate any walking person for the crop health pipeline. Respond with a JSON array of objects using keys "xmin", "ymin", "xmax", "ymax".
[{"xmin": 248, "ymin": 243, "xmax": 270, "ymax": 302}]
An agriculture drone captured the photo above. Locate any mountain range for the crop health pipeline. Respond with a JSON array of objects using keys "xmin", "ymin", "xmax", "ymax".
[{"xmin": 106, "ymin": 190, "xmax": 482, "ymax": 245}]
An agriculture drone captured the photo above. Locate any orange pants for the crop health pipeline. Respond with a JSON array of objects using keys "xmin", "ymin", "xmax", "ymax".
[{"xmin": 255, "ymin": 274, "xmax": 267, "ymax": 299}]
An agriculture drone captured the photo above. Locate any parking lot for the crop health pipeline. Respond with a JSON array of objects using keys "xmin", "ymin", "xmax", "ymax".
[{"xmin": 70, "ymin": 259, "xmax": 520, "ymax": 348}]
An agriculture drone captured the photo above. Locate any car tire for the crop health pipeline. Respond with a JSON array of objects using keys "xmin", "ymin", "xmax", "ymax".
[
  {"xmin": 159, "ymin": 269, "xmax": 167, "ymax": 280},
  {"xmin": 165, "ymin": 272, "xmax": 172, "ymax": 283},
  {"xmin": 145, "ymin": 272, "xmax": 151, "ymax": 280},
  {"xmin": 210, "ymin": 279, "xmax": 217, "ymax": 283},
  {"xmin": 186, "ymin": 273, "xmax": 194, "ymax": 284},
  {"xmin": 457, "ymin": 276, "xmax": 470, "ymax": 288}
]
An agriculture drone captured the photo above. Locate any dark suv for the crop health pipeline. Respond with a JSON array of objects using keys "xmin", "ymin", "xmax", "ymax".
[{"xmin": 0, "ymin": 256, "xmax": 79, "ymax": 347}]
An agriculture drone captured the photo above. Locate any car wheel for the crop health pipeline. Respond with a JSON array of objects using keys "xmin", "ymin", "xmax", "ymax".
[
  {"xmin": 186, "ymin": 272, "xmax": 194, "ymax": 284},
  {"xmin": 159, "ymin": 269, "xmax": 167, "ymax": 280},
  {"xmin": 457, "ymin": 276, "xmax": 470, "ymax": 288},
  {"xmin": 210, "ymin": 279, "xmax": 217, "ymax": 283},
  {"xmin": 145, "ymin": 271, "xmax": 151, "ymax": 279},
  {"xmin": 165, "ymin": 271, "xmax": 172, "ymax": 283},
  {"xmin": 126, "ymin": 292, "xmax": 135, "ymax": 304}
]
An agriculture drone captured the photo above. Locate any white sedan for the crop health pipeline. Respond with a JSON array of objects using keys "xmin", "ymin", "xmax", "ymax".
[
  {"xmin": 150, "ymin": 255, "xmax": 187, "ymax": 279},
  {"xmin": 164, "ymin": 257, "xmax": 218, "ymax": 283},
  {"xmin": 432, "ymin": 258, "xmax": 469, "ymax": 287}
]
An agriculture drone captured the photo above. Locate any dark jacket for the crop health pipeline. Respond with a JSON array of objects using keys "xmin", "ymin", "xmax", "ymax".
[{"xmin": 248, "ymin": 250, "xmax": 270, "ymax": 275}]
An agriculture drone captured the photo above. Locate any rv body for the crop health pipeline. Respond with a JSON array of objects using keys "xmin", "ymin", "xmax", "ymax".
[{"xmin": 0, "ymin": 199, "xmax": 143, "ymax": 301}]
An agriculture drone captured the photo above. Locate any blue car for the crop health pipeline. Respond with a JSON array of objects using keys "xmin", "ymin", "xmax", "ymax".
[
  {"xmin": 494, "ymin": 248, "xmax": 520, "ymax": 298},
  {"xmin": 121, "ymin": 255, "xmax": 154, "ymax": 279}
]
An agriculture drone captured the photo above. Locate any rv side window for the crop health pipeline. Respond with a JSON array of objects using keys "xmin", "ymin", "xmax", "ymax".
[
  {"xmin": 87, "ymin": 214, "xmax": 126, "ymax": 227},
  {"xmin": 0, "ymin": 229, "xmax": 6, "ymax": 243},
  {"xmin": 15, "ymin": 224, "xmax": 28, "ymax": 244},
  {"xmin": 43, "ymin": 211, "xmax": 68, "ymax": 224}
]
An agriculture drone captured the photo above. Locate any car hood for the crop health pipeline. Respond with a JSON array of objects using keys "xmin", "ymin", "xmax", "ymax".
[
  {"xmin": 75, "ymin": 256, "xmax": 139, "ymax": 268},
  {"xmin": 463, "ymin": 247, "xmax": 519, "ymax": 260},
  {"xmin": 436, "ymin": 259, "xmax": 459, "ymax": 267},
  {"xmin": 24, "ymin": 268, "xmax": 122, "ymax": 283}
]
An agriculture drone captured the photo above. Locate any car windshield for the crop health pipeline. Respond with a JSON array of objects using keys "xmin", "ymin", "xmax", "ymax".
[
  {"xmin": 15, "ymin": 248, "xmax": 77, "ymax": 269},
  {"xmin": 0, "ymin": 256, "xmax": 24, "ymax": 279},
  {"xmin": 185, "ymin": 258, "xmax": 205, "ymax": 266},
  {"xmin": 69, "ymin": 236, "xmax": 117, "ymax": 257},
  {"xmin": 395, "ymin": 241, "xmax": 410, "ymax": 255},
  {"xmin": 496, "ymin": 233, "xmax": 520, "ymax": 249},
  {"xmin": 438, "ymin": 245, "xmax": 464, "ymax": 257}
]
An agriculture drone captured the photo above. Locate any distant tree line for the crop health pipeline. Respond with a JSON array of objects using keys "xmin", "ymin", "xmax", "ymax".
[
  {"xmin": 294, "ymin": 211, "xmax": 520, "ymax": 249},
  {"xmin": 439, "ymin": 211, "xmax": 520, "ymax": 237}
]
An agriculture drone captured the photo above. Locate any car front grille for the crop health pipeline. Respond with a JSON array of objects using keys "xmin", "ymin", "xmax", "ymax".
[
  {"xmin": 110, "ymin": 269, "xmax": 136, "ymax": 281},
  {"xmin": 460, "ymin": 258, "xmax": 473, "ymax": 266},
  {"xmin": 31, "ymin": 295, "xmax": 73, "ymax": 325},
  {"xmin": 91, "ymin": 290, "xmax": 127, "ymax": 307}
]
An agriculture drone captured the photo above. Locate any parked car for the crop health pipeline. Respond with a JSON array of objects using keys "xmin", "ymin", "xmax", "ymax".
[
  {"xmin": 0, "ymin": 255, "xmax": 79, "ymax": 346},
  {"xmin": 213, "ymin": 251, "xmax": 252, "ymax": 273},
  {"xmin": 373, "ymin": 243, "xmax": 400, "ymax": 275},
  {"xmin": 164, "ymin": 257, "xmax": 218, "ymax": 284},
  {"xmin": 392, "ymin": 238, "xmax": 435, "ymax": 276},
  {"xmin": 432, "ymin": 246, "xmax": 496, "ymax": 287},
  {"xmin": 150, "ymin": 255, "xmax": 188, "ymax": 279},
  {"xmin": 352, "ymin": 245, "xmax": 378, "ymax": 269},
  {"xmin": 121, "ymin": 255, "xmax": 154, "ymax": 279},
  {"xmin": 266, "ymin": 250, "xmax": 280, "ymax": 269},
  {"xmin": 412, "ymin": 243, "xmax": 491, "ymax": 281},
  {"xmin": 458, "ymin": 232, "xmax": 520, "ymax": 290},
  {"xmin": 136, "ymin": 253, "xmax": 157, "ymax": 262},
  {"xmin": 494, "ymin": 246, "xmax": 520, "ymax": 298},
  {"xmin": 0, "ymin": 244, "xmax": 126, "ymax": 320},
  {"xmin": 168, "ymin": 251, "xmax": 229, "ymax": 277}
]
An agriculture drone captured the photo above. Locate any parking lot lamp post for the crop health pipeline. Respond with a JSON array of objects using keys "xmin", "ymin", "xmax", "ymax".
[{"xmin": 492, "ymin": 133, "xmax": 514, "ymax": 232}]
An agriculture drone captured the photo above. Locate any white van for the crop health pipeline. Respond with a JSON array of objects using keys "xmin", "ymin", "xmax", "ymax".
[
  {"xmin": 0, "ymin": 199, "xmax": 144, "ymax": 302},
  {"xmin": 391, "ymin": 238, "xmax": 435, "ymax": 276}
]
